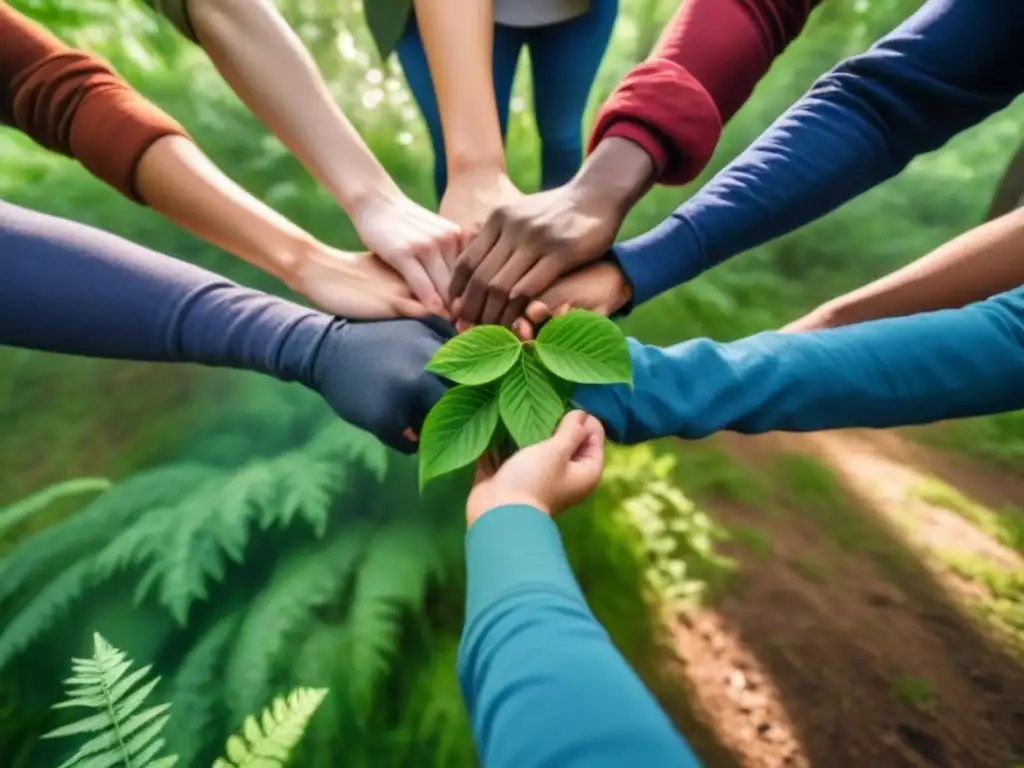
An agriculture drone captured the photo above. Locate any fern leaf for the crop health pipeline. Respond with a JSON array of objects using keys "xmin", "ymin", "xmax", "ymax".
[
  {"xmin": 213, "ymin": 687, "xmax": 326, "ymax": 768},
  {"xmin": 0, "ymin": 477, "xmax": 110, "ymax": 542},
  {"xmin": 288, "ymin": 622, "xmax": 350, "ymax": 767},
  {"xmin": 223, "ymin": 524, "xmax": 372, "ymax": 721},
  {"xmin": 0, "ymin": 465, "xmax": 212, "ymax": 606},
  {"xmin": 347, "ymin": 519, "xmax": 441, "ymax": 714},
  {"xmin": 0, "ymin": 556, "xmax": 103, "ymax": 670},
  {"xmin": 43, "ymin": 633, "xmax": 178, "ymax": 768},
  {"xmin": 165, "ymin": 614, "xmax": 241, "ymax": 766}
]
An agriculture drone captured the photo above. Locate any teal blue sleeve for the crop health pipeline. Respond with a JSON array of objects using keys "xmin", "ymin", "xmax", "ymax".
[
  {"xmin": 458, "ymin": 505, "xmax": 701, "ymax": 768},
  {"xmin": 575, "ymin": 286, "xmax": 1024, "ymax": 443}
]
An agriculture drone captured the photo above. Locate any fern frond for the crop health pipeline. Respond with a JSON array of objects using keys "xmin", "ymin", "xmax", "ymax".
[
  {"xmin": 165, "ymin": 614, "xmax": 241, "ymax": 766},
  {"xmin": 347, "ymin": 519, "xmax": 441, "ymax": 714},
  {"xmin": 42, "ymin": 632, "xmax": 178, "ymax": 768},
  {"xmin": 0, "ymin": 477, "xmax": 110, "ymax": 543},
  {"xmin": 223, "ymin": 524, "xmax": 372, "ymax": 721},
  {"xmin": 0, "ymin": 465, "xmax": 211, "ymax": 607},
  {"xmin": 213, "ymin": 687, "xmax": 326, "ymax": 768},
  {"xmin": 396, "ymin": 636, "xmax": 474, "ymax": 768},
  {"xmin": 0, "ymin": 557, "xmax": 102, "ymax": 670},
  {"xmin": 289, "ymin": 622, "xmax": 350, "ymax": 767}
]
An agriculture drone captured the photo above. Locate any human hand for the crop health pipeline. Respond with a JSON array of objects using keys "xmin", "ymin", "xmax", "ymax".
[
  {"xmin": 466, "ymin": 410, "xmax": 605, "ymax": 526},
  {"xmin": 439, "ymin": 169, "xmax": 523, "ymax": 240},
  {"xmin": 287, "ymin": 245, "xmax": 437, "ymax": 320},
  {"xmin": 348, "ymin": 188, "xmax": 462, "ymax": 315},
  {"xmin": 448, "ymin": 183, "xmax": 626, "ymax": 327},
  {"xmin": 311, "ymin": 316, "xmax": 455, "ymax": 453},
  {"xmin": 510, "ymin": 259, "xmax": 633, "ymax": 341}
]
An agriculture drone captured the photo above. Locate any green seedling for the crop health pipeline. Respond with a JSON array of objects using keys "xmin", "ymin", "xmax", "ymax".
[{"xmin": 418, "ymin": 310, "xmax": 632, "ymax": 491}]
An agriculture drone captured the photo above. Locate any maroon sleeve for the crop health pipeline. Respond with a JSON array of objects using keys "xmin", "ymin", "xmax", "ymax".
[{"xmin": 588, "ymin": 0, "xmax": 821, "ymax": 185}]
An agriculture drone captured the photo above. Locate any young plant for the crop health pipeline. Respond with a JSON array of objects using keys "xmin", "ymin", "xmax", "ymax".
[{"xmin": 418, "ymin": 309, "xmax": 632, "ymax": 490}]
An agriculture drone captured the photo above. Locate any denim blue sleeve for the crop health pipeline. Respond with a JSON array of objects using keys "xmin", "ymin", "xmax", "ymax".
[
  {"xmin": 458, "ymin": 504, "xmax": 701, "ymax": 768},
  {"xmin": 0, "ymin": 201, "xmax": 451, "ymax": 452},
  {"xmin": 576, "ymin": 286, "xmax": 1024, "ymax": 443},
  {"xmin": 613, "ymin": 0, "xmax": 1024, "ymax": 306}
]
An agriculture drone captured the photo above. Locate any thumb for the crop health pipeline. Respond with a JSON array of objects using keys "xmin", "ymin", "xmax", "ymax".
[{"xmin": 548, "ymin": 410, "xmax": 589, "ymax": 460}]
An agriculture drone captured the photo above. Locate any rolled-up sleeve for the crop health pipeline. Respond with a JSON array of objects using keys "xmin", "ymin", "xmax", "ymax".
[{"xmin": 1, "ymin": 3, "xmax": 190, "ymax": 201}]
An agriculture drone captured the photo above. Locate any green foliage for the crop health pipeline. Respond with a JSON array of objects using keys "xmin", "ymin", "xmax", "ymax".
[
  {"xmin": 0, "ymin": 478, "xmax": 110, "ymax": 544},
  {"xmin": 43, "ymin": 633, "xmax": 177, "ymax": 768},
  {"xmin": 214, "ymin": 688, "xmax": 327, "ymax": 768},
  {"xmin": 533, "ymin": 310, "xmax": 632, "ymax": 385},
  {"xmin": 498, "ymin": 352, "xmax": 566, "ymax": 449},
  {"xmin": 419, "ymin": 311, "xmax": 632, "ymax": 488},
  {"xmin": 425, "ymin": 325, "xmax": 522, "ymax": 385},
  {"xmin": 417, "ymin": 385, "xmax": 500, "ymax": 491}
]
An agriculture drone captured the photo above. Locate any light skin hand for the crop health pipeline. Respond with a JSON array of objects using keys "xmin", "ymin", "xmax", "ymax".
[
  {"xmin": 351, "ymin": 189, "xmax": 463, "ymax": 317},
  {"xmin": 186, "ymin": 0, "xmax": 461, "ymax": 314},
  {"xmin": 287, "ymin": 247, "xmax": 430, "ymax": 320},
  {"xmin": 466, "ymin": 410, "xmax": 605, "ymax": 527},
  {"xmin": 440, "ymin": 168, "xmax": 523, "ymax": 241}
]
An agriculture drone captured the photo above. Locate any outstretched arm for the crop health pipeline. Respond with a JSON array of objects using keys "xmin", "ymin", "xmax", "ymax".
[
  {"xmin": 589, "ymin": 0, "xmax": 821, "ymax": 190},
  {"xmin": 612, "ymin": 0, "xmax": 1024, "ymax": 307},
  {"xmin": 411, "ymin": 0, "xmax": 521, "ymax": 234},
  {"xmin": 460, "ymin": 504, "xmax": 700, "ymax": 767},
  {"xmin": 786, "ymin": 207, "xmax": 1024, "ymax": 331},
  {"xmin": 160, "ymin": 0, "xmax": 461, "ymax": 310},
  {"xmin": 0, "ymin": 201, "xmax": 451, "ymax": 453},
  {"xmin": 576, "ymin": 286, "xmax": 1024, "ymax": 443},
  {"xmin": 1, "ymin": 3, "xmax": 418, "ymax": 319}
]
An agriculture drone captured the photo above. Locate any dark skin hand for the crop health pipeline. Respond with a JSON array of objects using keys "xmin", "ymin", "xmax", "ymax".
[
  {"xmin": 511, "ymin": 258, "xmax": 634, "ymax": 340},
  {"xmin": 449, "ymin": 138, "xmax": 656, "ymax": 328}
]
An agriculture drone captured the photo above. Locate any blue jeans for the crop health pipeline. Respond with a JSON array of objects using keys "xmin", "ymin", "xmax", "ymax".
[{"xmin": 396, "ymin": 0, "xmax": 619, "ymax": 197}]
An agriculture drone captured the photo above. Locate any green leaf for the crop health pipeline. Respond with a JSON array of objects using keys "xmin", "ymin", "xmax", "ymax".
[
  {"xmin": 426, "ymin": 326, "xmax": 522, "ymax": 385},
  {"xmin": 534, "ymin": 310, "xmax": 632, "ymax": 385},
  {"xmin": 419, "ymin": 385, "xmax": 500, "ymax": 489},
  {"xmin": 499, "ymin": 353, "xmax": 565, "ymax": 448}
]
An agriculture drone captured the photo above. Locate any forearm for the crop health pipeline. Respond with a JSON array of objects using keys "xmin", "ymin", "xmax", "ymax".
[
  {"xmin": 412, "ymin": 0, "xmax": 504, "ymax": 175},
  {"xmin": 786, "ymin": 208, "xmax": 1024, "ymax": 331},
  {"xmin": 459, "ymin": 506, "xmax": 698, "ymax": 767},
  {"xmin": 613, "ymin": 0, "xmax": 1024, "ymax": 306},
  {"xmin": 0, "ymin": 201, "xmax": 330, "ymax": 382},
  {"xmin": 134, "ymin": 135, "xmax": 319, "ymax": 288},
  {"xmin": 577, "ymin": 287, "xmax": 1024, "ymax": 442},
  {"xmin": 589, "ymin": 0, "xmax": 819, "ymax": 186},
  {"xmin": 186, "ymin": 0, "xmax": 398, "ymax": 214}
]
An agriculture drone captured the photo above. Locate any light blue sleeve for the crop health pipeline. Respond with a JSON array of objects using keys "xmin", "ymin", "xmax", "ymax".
[
  {"xmin": 576, "ymin": 286, "xmax": 1024, "ymax": 444},
  {"xmin": 458, "ymin": 504, "xmax": 702, "ymax": 767}
]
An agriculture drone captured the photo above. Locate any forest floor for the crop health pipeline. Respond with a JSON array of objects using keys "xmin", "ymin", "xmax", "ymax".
[{"xmin": 663, "ymin": 429, "xmax": 1024, "ymax": 768}]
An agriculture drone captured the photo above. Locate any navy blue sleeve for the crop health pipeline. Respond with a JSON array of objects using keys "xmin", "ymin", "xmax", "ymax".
[
  {"xmin": 575, "ymin": 286, "xmax": 1024, "ymax": 443},
  {"xmin": 0, "ymin": 201, "xmax": 451, "ymax": 452},
  {"xmin": 613, "ymin": 0, "xmax": 1024, "ymax": 306},
  {"xmin": 459, "ymin": 504, "xmax": 701, "ymax": 767}
]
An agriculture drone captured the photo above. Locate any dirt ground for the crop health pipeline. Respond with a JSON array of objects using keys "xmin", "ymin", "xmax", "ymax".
[{"xmin": 663, "ymin": 429, "xmax": 1024, "ymax": 768}]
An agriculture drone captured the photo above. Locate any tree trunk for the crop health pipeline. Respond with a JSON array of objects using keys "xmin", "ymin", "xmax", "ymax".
[{"xmin": 987, "ymin": 137, "xmax": 1024, "ymax": 221}]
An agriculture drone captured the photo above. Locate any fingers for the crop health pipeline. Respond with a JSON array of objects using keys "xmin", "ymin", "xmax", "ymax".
[
  {"xmin": 550, "ymin": 409, "xmax": 590, "ymax": 456},
  {"xmin": 449, "ymin": 224, "xmax": 500, "ymax": 301},
  {"xmin": 419, "ymin": 247, "xmax": 453, "ymax": 311},
  {"xmin": 396, "ymin": 257, "xmax": 446, "ymax": 316},
  {"xmin": 391, "ymin": 296, "xmax": 432, "ymax": 319},
  {"xmin": 572, "ymin": 414, "xmax": 605, "ymax": 462},
  {"xmin": 454, "ymin": 230, "xmax": 516, "ymax": 323}
]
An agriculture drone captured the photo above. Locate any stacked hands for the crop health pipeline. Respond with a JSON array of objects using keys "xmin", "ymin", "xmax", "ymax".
[{"xmin": 303, "ymin": 166, "xmax": 638, "ymax": 454}]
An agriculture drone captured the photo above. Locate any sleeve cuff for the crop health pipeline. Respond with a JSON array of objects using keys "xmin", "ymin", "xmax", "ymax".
[
  {"xmin": 465, "ymin": 505, "xmax": 584, "ymax": 621},
  {"xmin": 611, "ymin": 212, "xmax": 707, "ymax": 307},
  {"xmin": 589, "ymin": 60, "xmax": 722, "ymax": 187}
]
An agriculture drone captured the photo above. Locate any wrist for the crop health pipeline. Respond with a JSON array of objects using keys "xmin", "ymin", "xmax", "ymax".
[
  {"xmin": 571, "ymin": 137, "xmax": 657, "ymax": 217},
  {"xmin": 447, "ymin": 155, "xmax": 507, "ymax": 182},
  {"xmin": 467, "ymin": 496, "xmax": 551, "ymax": 529}
]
